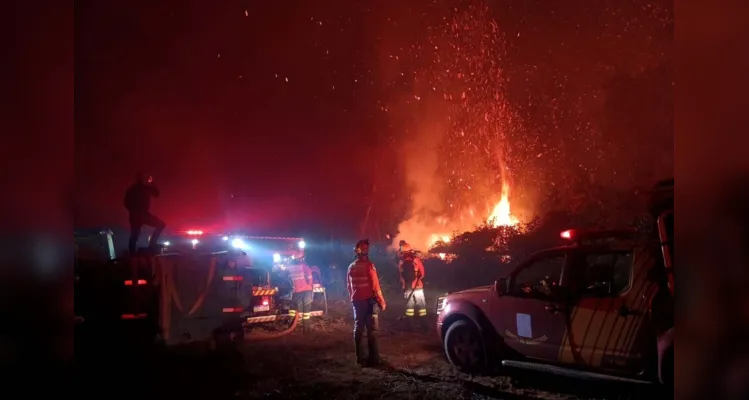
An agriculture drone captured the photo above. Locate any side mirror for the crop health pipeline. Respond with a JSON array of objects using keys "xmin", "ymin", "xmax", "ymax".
[{"xmin": 495, "ymin": 278, "xmax": 508, "ymax": 296}]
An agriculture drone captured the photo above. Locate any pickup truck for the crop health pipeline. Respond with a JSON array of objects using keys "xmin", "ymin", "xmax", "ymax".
[{"xmin": 436, "ymin": 179, "xmax": 674, "ymax": 386}]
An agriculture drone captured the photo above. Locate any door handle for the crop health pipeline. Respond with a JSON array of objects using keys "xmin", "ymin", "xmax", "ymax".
[{"xmin": 545, "ymin": 304, "xmax": 561, "ymax": 313}]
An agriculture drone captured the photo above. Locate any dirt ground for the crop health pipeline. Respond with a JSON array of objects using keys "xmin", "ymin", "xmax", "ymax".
[{"xmin": 122, "ymin": 295, "xmax": 660, "ymax": 400}]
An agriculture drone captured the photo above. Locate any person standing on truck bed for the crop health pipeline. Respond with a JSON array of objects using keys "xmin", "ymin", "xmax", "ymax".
[
  {"xmin": 347, "ymin": 239, "xmax": 387, "ymax": 367},
  {"xmin": 124, "ymin": 172, "xmax": 166, "ymax": 255}
]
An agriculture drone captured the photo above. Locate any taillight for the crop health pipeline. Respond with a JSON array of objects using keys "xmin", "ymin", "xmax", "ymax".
[{"xmin": 262, "ymin": 296, "xmax": 270, "ymax": 306}]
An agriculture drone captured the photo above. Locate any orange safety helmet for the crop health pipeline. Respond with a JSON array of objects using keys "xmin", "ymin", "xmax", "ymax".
[
  {"xmin": 399, "ymin": 242, "xmax": 413, "ymax": 253},
  {"xmin": 355, "ymin": 239, "xmax": 370, "ymax": 256}
]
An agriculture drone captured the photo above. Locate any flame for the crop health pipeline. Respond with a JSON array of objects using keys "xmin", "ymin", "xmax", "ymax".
[
  {"xmin": 423, "ymin": 183, "xmax": 518, "ymax": 249},
  {"xmin": 429, "ymin": 234, "xmax": 451, "ymax": 244},
  {"xmin": 394, "ymin": 178, "xmax": 522, "ymax": 251},
  {"xmin": 488, "ymin": 183, "xmax": 519, "ymax": 227}
]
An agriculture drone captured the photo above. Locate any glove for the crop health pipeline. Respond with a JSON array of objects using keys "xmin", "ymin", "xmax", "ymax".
[{"xmin": 378, "ymin": 301, "xmax": 387, "ymax": 312}]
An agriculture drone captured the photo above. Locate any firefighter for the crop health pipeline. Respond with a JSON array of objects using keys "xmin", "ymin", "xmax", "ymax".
[
  {"xmin": 396, "ymin": 239, "xmax": 407, "ymax": 262},
  {"xmin": 398, "ymin": 242, "xmax": 427, "ymax": 319},
  {"xmin": 287, "ymin": 256, "xmax": 314, "ymax": 332},
  {"xmin": 347, "ymin": 239, "xmax": 387, "ymax": 366},
  {"xmin": 124, "ymin": 172, "xmax": 166, "ymax": 255}
]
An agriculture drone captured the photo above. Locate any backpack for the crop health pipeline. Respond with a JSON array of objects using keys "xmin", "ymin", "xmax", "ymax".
[{"xmin": 400, "ymin": 258, "xmax": 416, "ymax": 287}]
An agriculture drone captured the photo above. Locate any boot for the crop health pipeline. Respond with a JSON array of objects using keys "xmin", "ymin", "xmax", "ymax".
[
  {"xmin": 367, "ymin": 335, "xmax": 382, "ymax": 366},
  {"xmin": 367, "ymin": 315, "xmax": 382, "ymax": 366},
  {"xmin": 354, "ymin": 333, "xmax": 367, "ymax": 366},
  {"xmin": 419, "ymin": 317, "xmax": 430, "ymax": 332}
]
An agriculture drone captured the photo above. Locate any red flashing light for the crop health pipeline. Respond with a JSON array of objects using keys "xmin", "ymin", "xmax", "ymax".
[
  {"xmin": 121, "ymin": 313, "xmax": 147, "ymax": 319},
  {"xmin": 262, "ymin": 296, "xmax": 270, "ymax": 306},
  {"xmin": 187, "ymin": 230, "xmax": 204, "ymax": 235},
  {"xmin": 560, "ymin": 230, "xmax": 574, "ymax": 240},
  {"xmin": 124, "ymin": 279, "xmax": 148, "ymax": 286}
]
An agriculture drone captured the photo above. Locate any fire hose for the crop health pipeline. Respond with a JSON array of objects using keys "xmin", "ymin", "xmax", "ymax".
[{"xmin": 243, "ymin": 313, "xmax": 301, "ymax": 341}]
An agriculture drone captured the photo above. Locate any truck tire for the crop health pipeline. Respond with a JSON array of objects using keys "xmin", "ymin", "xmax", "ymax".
[{"xmin": 444, "ymin": 319, "xmax": 487, "ymax": 373}]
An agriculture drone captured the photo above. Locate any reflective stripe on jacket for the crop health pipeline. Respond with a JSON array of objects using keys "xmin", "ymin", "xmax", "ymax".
[
  {"xmin": 398, "ymin": 257, "xmax": 425, "ymax": 289},
  {"xmin": 346, "ymin": 259, "xmax": 384, "ymax": 303},
  {"xmin": 288, "ymin": 263, "xmax": 313, "ymax": 292}
]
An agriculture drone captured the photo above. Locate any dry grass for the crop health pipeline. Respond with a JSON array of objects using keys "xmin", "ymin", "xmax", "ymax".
[
  {"xmin": 206, "ymin": 302, "xmax": 655, "ymax": 400},
  {"xmin": 98, "ymin": 300, "xmax": 659, "ymax": 400}
]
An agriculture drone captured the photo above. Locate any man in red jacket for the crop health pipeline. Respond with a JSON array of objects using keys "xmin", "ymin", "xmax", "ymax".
[
  {"xmin": 287, "ymin": 256, "xmax": 314, "ymax": 332},
  {"xmin": 347, "ymin": 239, "xmax": 387, "ymax": 366},
  {"xmin": 398, "ymin": 242, "xmax": 427, "ymax": 319}
]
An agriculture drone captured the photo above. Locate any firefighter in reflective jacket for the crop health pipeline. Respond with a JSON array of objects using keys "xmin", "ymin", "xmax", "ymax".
[
  {"xmin": 347, "ymin": 239, "xmax": 387, "ymax": 366},
  {"xmin": 288, "ymin": 256, "xmax": 314, "ymax": 332},
  {"xmin": 398, "ymin": 242, "xmax": 427, "ymax": 318}
]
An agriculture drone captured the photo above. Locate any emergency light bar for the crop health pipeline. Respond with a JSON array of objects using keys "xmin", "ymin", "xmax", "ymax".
[
  {"xmin": 560, "ymin": 228, "xmax": 637, "ymax": 244},
  {"xmin": 187, "ymin": 230, "xmax": 203, "ymax": 235}
]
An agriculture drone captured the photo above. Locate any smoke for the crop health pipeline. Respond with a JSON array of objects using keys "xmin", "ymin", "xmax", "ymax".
[
  {"xmin": 389, "ymin": 88, "xmax": 453, "ymax": 250},
  {"xmin": 383, "ymin": 0, "xmax": 673, "ymax": 251},
  {"xmin": 386, "ymin": 3, "xmax": 521, "ymax": 251}
]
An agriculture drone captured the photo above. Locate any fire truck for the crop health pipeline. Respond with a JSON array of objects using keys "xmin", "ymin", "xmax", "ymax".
[
  {"xmin": 221, "ymin": 234, "xmax": 328, "ymax": 325},
  {"xmin": 74, "ymin": 229, "xmax": 328, "ymax": 347}
]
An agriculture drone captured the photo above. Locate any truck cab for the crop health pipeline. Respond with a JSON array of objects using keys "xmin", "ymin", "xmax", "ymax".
[{"xmin": 436, "ymin": 179, "xmax": 674, "ymax": 385}]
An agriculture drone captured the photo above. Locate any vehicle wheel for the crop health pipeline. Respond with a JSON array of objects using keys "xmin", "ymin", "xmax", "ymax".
[{"xmin": 444, "ymin": 319, "xmax": 487, "ymax": 373}]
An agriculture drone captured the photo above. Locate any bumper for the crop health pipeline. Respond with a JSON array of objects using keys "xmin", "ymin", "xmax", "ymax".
[{"xmin": 244, "ymin": 310, "xmax": 324, "ymax": 324}]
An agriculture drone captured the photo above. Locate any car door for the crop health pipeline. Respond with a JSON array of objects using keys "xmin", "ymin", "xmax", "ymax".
[
  {"xmin": 490, "ymin": 251, "xmax": 570, "ymax": 362},
  {"xmin": 558, "ymin": 246, "xmax": 657, "ymax": 374}
]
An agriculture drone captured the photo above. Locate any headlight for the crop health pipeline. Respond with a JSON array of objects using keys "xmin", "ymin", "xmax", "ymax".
[
  {"xmin": 273, "ymin": 253, "xmax": 281, "ymax": 263},
  {"xmin": 437, "ymin": 296, "xmax": 447, "ymax": 313},
  {"xmin": 232, "ymin": 238, "xmax": 246, "ymax": 249},
  {"xmin": 298, "ymin": 240, "xmax": 306, "ymax": 249}
]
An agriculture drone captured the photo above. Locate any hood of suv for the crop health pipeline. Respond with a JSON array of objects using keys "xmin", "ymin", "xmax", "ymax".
[{"xmin": 447, "ymin": 284, "xmax": 494, "ymax": 300}]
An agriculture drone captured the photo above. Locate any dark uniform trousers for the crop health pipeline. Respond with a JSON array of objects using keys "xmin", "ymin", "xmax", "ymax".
[
  {"xmin": 289, "ymin": 290, "xmax": 314, "ymax": 329},
  {"xmin": 353, "ymin": 298, "xmax": 380, "ymax": 363}
]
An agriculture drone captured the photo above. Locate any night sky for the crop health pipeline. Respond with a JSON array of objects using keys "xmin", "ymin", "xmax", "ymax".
[{"xmin": 74, "ymin": 0, "xmax": 673, "ymax": 239}]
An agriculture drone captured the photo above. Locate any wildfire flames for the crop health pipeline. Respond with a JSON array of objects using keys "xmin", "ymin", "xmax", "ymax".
[
  {"xmin": 410, "ymin": 182, "xmax": 519, "ymax": 251},
  {"xmin": 388, "ymin": 5, "xmax": 526, "ymax": 253},
  {"xmin": 488, "ymin": 183, "xmax": 519, "ymax": 228}
]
